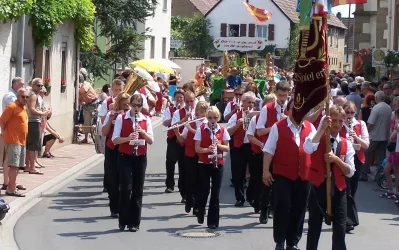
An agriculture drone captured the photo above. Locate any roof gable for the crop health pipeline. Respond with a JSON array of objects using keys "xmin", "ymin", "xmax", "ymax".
[{"xmin": 188, "ymin": 0, "xmax": 220, "ymax": 15}]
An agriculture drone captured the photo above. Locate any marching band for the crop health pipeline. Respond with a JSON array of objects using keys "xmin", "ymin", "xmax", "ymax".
[{"xmin": 98, "ymin": 75, "xmax": 357, "ymax": 249}]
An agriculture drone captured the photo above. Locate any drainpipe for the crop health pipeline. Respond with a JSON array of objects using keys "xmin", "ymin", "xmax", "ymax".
[
  {"xmin": 388, "ymin": 0, "xmax": 393, "ymax": 50},
  {"xmin": 16, "ymin": 15, "xmax": 26, "ymax": 78}
]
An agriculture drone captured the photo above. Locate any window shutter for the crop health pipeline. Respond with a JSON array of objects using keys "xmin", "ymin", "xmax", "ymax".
[
  {"xmin": 220, "ymin": 23, "xmax": 227, "ymax": 37},
  {"xmin": 268, "ymin": 24, "xmax": 275, "ymax": 41},
  {"xmin": 248, "ymin": 24, "xmax": 255, "ymax": 37},
  {"xmin": 240, "ymin": 24, "xmax": 247, "ymax": 37}
]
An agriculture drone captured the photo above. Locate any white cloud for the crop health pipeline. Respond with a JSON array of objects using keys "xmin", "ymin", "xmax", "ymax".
[{"xmin": 332, "ymin": 4, "xmax": 356, "ymax": 18}]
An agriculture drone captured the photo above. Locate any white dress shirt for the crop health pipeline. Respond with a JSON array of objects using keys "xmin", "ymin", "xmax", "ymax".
[
  {"xmin": 112, "ymin": 111, "xmax": 154, "ymax": 143},
  {"xmin": 194, "ymin": 95, "xmax": 206, "ymax": 107},
  {"xmin": 2, "ymin": 89, "xmax": 17, "ymax": 111},
  {"xmin": 304, "ymin": 133, "xmax": 356, "ymax": 178},
  {"xmin": 226, "ymin": 111, "xmax": 253, "ymax": 144},
  {"xmin": 246, "ymin": 115, "xmax": 257, "ymax": 137},
  {"xmin": 162, "ymin": 106, "xmax": 173, "ymax": 124},
  {"xmin": 171, "ymin": 107, "xmax": 194, "ymax": 126},
  {"xmin": 98, "ymin": 98, "xmax": 110, "ymax": 117},
  {"xmin": 181, "ymin": 119, "xmax": 208, "ymax": 139},
  {"xmin": 262, "ymin": 117, "xmax": 317, "ymax": 156},
  {"xmin": 256, "ymin": 100, "xmax": 287, "ymax": 129},
  {"xmin": 342, "ymin": 117, "xmax": 369, "ymax": 146},
  {"xmin": 223, "ymin": 99, "xmax": 238, "ymax": 119}
]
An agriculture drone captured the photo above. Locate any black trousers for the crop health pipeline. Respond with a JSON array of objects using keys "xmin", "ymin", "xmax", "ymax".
[
  {"xmin": 165, "ymin": 137, "xmax": 186, "ymax": 198},
  {"xmin": 347, "ymin": 154, "xmax": 362, "ymax": 198},
  {"xmin": 229, "ymin": 138, "xmax": 234, "ymax": 181},
  {"xmin": 248, "ymin": 152, "xmax": 264, "ymax": 209},
  {"xmin": 118, "ymin": 153, "xmax": 147, "ymax": 228},
  {"xmin": 260, "ymin": 161, "xmax": 274, "ymax": 213},
  {"xmin": 105, "ymin": 146, "xmax": 119, "ymax": 214},
  {"xmin": 185, "ymin": 155, "xmax": 198, "ymax": 208},
  {"xmin": 273, "ymin": 175, "xmax": 311, "ymax": 247},
  {"xmin": 232, "ymin": 144, "xmax": 252, "ymax": 202},
  {"xmin": 196, "ymin": 163, "xmax": 223, "ymax": 227},
  {"xmin": 307, "ymin": 182, "xmax": 347, "ymax": 250}
]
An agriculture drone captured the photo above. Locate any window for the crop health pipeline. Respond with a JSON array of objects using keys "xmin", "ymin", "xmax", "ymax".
[
  {"xmin": 162, "ymin": 38, "xmax": 167, "ymax": 59},
  {"xmin": 228, "ymin": 24, "xmax": 239, "ymax": 37},
  {"xmin": 257, "ymin": 25, "xmax": 268, "ymax": 38},
  {"xmin": 163, "ymin": 0, "xmax": 167, "ymax": 11},
  {"xmin": 44, "ymin": 48, "xmax": 50, "ymax": 79},
  {"xmin": 150, "ymin": 36, "xmax": 155, "ymax": 58}
]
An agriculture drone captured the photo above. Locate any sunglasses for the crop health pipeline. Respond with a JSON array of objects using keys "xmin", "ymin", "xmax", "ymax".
[
  {"xmin": 19, "ymin": 95, "xmax": 29, "ymax": 99},
  {"xmin": 235, "ymin": 93, "xmax": 243, "ymax": 96},
  {"xmin": 345, "ymin": 111, "xmax": 355, "ymax": 114},
  {"xmin": 131, "ymin": 104, "xmax": 142, "ymax": 108},
  {"xmin": 36, "ymin": 84, "xmax": 44, "ymax": 87},
  {"xmin": 207, "ymin": 116, "xmax": 218, "ymax": 120}
]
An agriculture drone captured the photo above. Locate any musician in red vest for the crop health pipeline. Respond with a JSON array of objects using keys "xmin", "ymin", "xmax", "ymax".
[
  {"xmin": 99, "ymin": 79, "xmax": 124, "ymax": 123},
  {"xmin": 226, "ymin": 91, "xmax": 256, "ymax": 207},
  {"xmin": 175, "ymin": 101, "xmax": 208, "ymax": 214},
  {"xmin": 341, "ymin": 101, "xmax": 369, "ymax": 233},
  {"xmin": 247, "ymin": 95, "xmax": 277, "ymax": 223},
  {"xmin": 194, "ymin": 106, "xmax": 230, "ymax": 229},
  {"xmin": 256, "ymin": 81, "xmax": 290, "ymax": 226},
  {"xmin": 101, "ymin": 92, "xmax": 131, "ymax": 218},
  {"xmin": 112, "ymin": 94, "xmax": 154, "ymax": 232},
  {"xmin": 168, "ymin": 91, "xmax": 196, "ymax": 202},
  {"xmin": 262, "ymin": 100, "xmax": 316, "ymax": 250},
  {"xmin": 304, "ymin": 106, "xmax": 355, "ymax": 250},
  {"xmin": 163, "ymin": 89, "xmax": 185, "ymax": 195},
  {"xmin": 223, "ymin": 86, "xmax": 243, "ymax": 121}
]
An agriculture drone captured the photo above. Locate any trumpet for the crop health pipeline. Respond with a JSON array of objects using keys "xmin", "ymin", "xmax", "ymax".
[
  {"xmin": 208, "ymin": 123, "xmax": 222, "ymax": 169},
  {"xmin": 133, "ymin": 111, "xmax": 139, "ymax": 156}
]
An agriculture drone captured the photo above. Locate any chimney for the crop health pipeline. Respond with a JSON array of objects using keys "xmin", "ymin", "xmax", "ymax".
[{"xmin": 337, "ymin": 12, "xmax": 342, "ymax": 20}]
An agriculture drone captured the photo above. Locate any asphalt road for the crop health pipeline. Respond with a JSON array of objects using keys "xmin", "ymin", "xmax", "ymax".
[{"xmin": 15, "ymin": 125, "xmax": 399, "ymax": 250}]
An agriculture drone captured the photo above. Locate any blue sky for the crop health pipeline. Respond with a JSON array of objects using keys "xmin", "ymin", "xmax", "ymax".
[{"xmin": 332, "ymin": 4, "xmax": 356, "ymax": 17}]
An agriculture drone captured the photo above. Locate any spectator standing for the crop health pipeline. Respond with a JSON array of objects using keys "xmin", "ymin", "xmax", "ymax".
[
  {"xmin": 78, "ymin": 74, "xmax": 98, "ymax": 143},
  {"xmin": 361, "ymin": 81, "xmax": 373, "ymax": 102},
  {"xmin": 226, "ymin": 68, "xmax": 242, "ymax": 89},
  {"xmin": 0, "ymin": 88, "xmax": 30, "ymax": 197},
  {"xmin": 361, "ymin": 91, "xmax": 392, "ymax": 181},
  {"xmin": 359, "ymin": 94, "xmax": 375, "ymax": 123},
  {"xmin": 1, "ymin": 77, "xmax": 26, "ymax": 192},
  {"xmin": 346, "ymin": 82, "xmax": 362, "ymax": 119},
  {"xmin": 26, "ymin": 78, "xmax": 50, "ymax": 174},
  {"xmin": 383, "ymin": 82, "xmax": 394, "ymax": 104}
]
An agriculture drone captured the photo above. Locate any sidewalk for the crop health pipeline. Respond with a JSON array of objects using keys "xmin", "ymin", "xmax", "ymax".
[{"xmin": 0, "ymin": 116, "xmax": 162, "ymax": 205}]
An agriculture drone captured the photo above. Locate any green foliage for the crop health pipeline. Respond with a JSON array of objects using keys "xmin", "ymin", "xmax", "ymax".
[
  {"xmin": 258, "ymin": 44, "xmax": 276, "ymax": 58},
  {"xmin": 282, "ymin": 24, "xmax": 300, "ymax": 70},
  {"xmin": 80, "ymin": 45, "xmax": 110, "ymax": 80},
  {"xmin": 363, "ymin": 53, "xmax": 376, "ymax": 81},
  {"xmin": 29, "ymin": 0, "xmax": 95, "ymax": 49},
  {"xmin": 0, "ymin": 0, "xmax": 34, "ymax": 22},
  {"xmin": 172, "ymin": 14, "xmax": 214, "ymax": 58},
  {"xmin": 384, "ymin": 50, "xmax": 399, "ymax": 66}
]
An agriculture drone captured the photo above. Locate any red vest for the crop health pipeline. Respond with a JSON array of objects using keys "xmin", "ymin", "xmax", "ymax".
[
  {"xmin": 118, "ymin": 113, "xmax": 148, "ymax": 156},
  {"xmin": 106, "ymin": 97, "xmax": 113, "ymax": 110},
  {"xmin": 260, "ymin": 102, "xmax": 288, "ymax": 143},
  {"xmin": 139, "ymin": 87, "xmax": 147, "ymax": 96},
  {"xmin": 273, "ymin": 119, "xmax": 312, "ymax": 181},
  {"xmin": 309, "ymin": 136, "xmax": 348, "ymax": 191},
  {"xmin": 185, "ymin": 121, "xmax": 199, "ymax": 157},
  {"xmin": 105, "ymin": 113, "xmax": 122, "ymax": 150},
  {"xmin": 233, "ymin": 111, "xmax": 246, "ymax": 148},
  {"xmin": 339, "ymin": 121, "xmax": 365, "ymax": 164},
  {"xmin": 250, "ymin": 114, "xmax": 263, "ymax": 154},
  {"xmin": 166, "ymin": 106, "xmax": 177, "ymax": 139},
  {"xmin": 198, "ymin": 124, "xmax": 225, "ymax": 165}
]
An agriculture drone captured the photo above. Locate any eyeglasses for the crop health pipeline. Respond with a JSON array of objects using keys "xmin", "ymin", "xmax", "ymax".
[
  {"xmin": 131, "ymin": 103, "xmax": 142, "ymax": 108},
  {"xmin": 207, "ymin": 116, "xmax": 218, "ymax": 120},
  {"xmin": 345, "ymin": 111, "xmax": 355, "ymax": 114},
  {"xmin": 19, "ymin": 95, "xmax": 29, "ymax": 99},
  {"xmin": 35, "ymin": 84, "xmax": 43, "ymax": 87}
]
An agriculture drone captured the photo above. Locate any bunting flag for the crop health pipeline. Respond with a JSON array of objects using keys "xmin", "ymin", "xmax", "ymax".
[
  {"xmin": 242, "ymin": 2, "xmax": 272, "ymax": 23},
  {"xmin": 291, "ymin": 15, "xmax": 329, "ymax": 126},
  {"xmin": 332, "ymin": 0, "xmax": 367, "ymax": 6}
]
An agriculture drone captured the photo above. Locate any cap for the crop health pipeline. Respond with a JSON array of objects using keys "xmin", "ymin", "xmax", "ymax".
[{"xmin": 348, "ymin": 82, "xmax": 357, "ymax": 89}]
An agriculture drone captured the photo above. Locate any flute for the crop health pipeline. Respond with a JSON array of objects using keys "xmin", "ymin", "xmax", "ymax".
[
  {"xmin": 133, "ymin": 111, "xmax": 139, "ymax": 156},
  {"xmin": 163, "ymin": 117, "xmax": 206, "ymax": 132}
]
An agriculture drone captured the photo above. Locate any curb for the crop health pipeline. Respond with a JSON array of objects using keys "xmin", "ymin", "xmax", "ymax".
[{"xmin": 0, "ymin": 116, "xmax": 163, "ymax": 250}]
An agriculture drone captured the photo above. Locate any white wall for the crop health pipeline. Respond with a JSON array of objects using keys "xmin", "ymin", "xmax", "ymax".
[
  {"xmin": 137, "ymin": 0, "xmax": 172, "ymax": 59},
  {"xmin": 0, "ymin": 22, "xmax": 13, "ymax": 102},
  {"xmin": 171, "ymin": 58, "xmax": 204, "ymax": 87},
  {"xmin": 206, "ymin": 0, "xmax": 291, "ymax": 49}
]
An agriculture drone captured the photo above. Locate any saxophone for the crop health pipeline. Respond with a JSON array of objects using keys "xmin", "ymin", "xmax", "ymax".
[{"xmin": 133, "ymin": 111, "xmax": 139, "ymax": 156}]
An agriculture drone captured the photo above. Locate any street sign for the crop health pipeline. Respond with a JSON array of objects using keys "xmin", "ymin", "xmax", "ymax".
[
  {"xmin": 372, "ymin": 48, "xmax": 386, "ymax": 67},
  {"xmin": 171, "ymin": 40, "xmax": 183, "ymax": 49}
]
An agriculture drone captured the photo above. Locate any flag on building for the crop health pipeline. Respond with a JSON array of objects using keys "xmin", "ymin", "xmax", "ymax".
[
  {"xmin": 332, "ymin": 0, "xmax": 367, "ymax": 6},
  {"xmin": 242, "ymin": 2, "xmax": 272, "ymax": 23}
]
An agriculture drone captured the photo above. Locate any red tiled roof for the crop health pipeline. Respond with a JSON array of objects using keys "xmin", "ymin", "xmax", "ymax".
[{"xmin": 189, "ymin": 0, "xmax": 220, "ymax": 14}]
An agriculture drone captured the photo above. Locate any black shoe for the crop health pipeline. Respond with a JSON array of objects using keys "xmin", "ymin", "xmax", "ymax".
[
  {"xmin": 208, "ymin": 224, "xmax": 217, "ymax": 229},
  {"xmin": 165, "ymin": 188, "xmax": 174, "ymax": 193},
  {"xmin": 197, "ymin": 214, "xmax": 204, "ymax": 224},
  {"xmin": 275, "ymin": 243, "xmax": 285, "ymax": 250},
  {"xmin": 193, "ymin": 208, "xmax": 198, "ymax": 216},
  {"xmin": 185, "ymin": 204, "xmax": 192, "ymax": 213},
  {"xmin": 119, "ymin": 223, "xmax": 126, "ymax": 231},
  {"xmin": 259, "ymin": 211, "xmax": 268, "ymax": 224},
  {"xmin": 286, "ymin": 246, "xmax": 300, "ymax": 250},
  {"xmin": 110, "ymin": 213, "xmax": 118, "ymax": 218},
  {"xmin": 230, "ymin": 179, "xmax": 234, "ymax": 187},
  {"xmin": 254, "ymin": 207, "xmax": 260, "ymax": 214},
  {"xmin": 234, "ymin": 200, "xmax": 245, "ymax": 207},
  {"xmin": 129, "ymin": 227, "xmax": 139, "ymax": 232},
  {"xmin": 346, "ymin": 225, "xmax": 355, "ymax": 233},
  {"xmin": 181, "ymin": 198, "xmax": 186, "ymax": 203},
  {"xmin": 103, "ymin": 188, "xmax": 108, "ymax": 193}
]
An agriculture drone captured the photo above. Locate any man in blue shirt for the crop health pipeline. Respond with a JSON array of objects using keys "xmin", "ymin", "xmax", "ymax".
[{"xmin": 226, "ymin": 68, "xmax": 242, "ymax": 89}]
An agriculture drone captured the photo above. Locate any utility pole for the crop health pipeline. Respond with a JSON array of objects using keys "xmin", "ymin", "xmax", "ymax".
[
  {"xmin": 346, "ymin": 4, "xmax": 351, "ymax": 63},
  {"xmin": 16, "ymin": 15, "xmax": 26, "ymax": 78}
]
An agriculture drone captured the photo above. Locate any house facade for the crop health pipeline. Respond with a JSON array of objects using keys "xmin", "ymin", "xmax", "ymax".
[
  {"xmin": 341, "ymin": 16, "xmax": 354, "ymax": 72},
  {"xmin": 0, "ymin": 19, "xmax": 78, "ymax": 148},
  {"xmin": 136, "ymin": 0, "xmax": 172, "ymax": 59}
]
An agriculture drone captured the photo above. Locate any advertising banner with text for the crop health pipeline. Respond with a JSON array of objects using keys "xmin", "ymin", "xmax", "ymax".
[{"xmin": 213, "ymin": 37, "xmax": 268, "ymax": 51}]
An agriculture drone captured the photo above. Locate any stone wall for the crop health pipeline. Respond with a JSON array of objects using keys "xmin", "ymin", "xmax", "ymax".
[{"xmin": 328, "ymin": 27, "xmax": 346, "ymax": 72}]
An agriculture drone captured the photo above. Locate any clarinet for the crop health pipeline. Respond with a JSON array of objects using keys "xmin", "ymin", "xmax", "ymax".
[
  {"xmin": 133, "ymin": 111, "xmax": 139, "ymax": 156},
  {"xmin": 211, "ymin": 123, "xmax": 218, "ymax": 169},
  {"xmin": 280, "ymin": 104, "xmax": 284, "ymax": 120}
]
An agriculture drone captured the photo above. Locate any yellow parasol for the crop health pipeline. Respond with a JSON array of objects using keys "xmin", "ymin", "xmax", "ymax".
[{"xmin": 129, "ymin": 59, "xmax": 174, "ymax": 73}]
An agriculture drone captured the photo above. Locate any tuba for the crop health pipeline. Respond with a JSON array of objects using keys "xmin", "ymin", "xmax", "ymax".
[
  {"xmin": 195, "ymin": 85, "xmax": 208, "ymax": 97},
  {"xmin": 124, "ymin": 69, "xmax": 149, "ymax": 96}
]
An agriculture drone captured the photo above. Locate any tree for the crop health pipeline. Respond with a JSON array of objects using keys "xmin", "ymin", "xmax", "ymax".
[
  {"xmin": 257, "ymin": 44, "xmax": 276, "ymax": 58},
  {"xmin": 177, "ymin": 14, "xmax": 214, "ymax": 58},
  {"xmin": 282, "ymin": 24, "xmax": 300, "ymax": 70}
]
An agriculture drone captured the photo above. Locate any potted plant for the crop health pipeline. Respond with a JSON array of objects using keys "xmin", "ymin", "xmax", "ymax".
[
  {"xmin": 61, "ymin": 78, "xmax": 66, "ymax": 93},
  {"xmin": 43, "ymin": 78, "xmax": 51, "ymax": 96}
]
